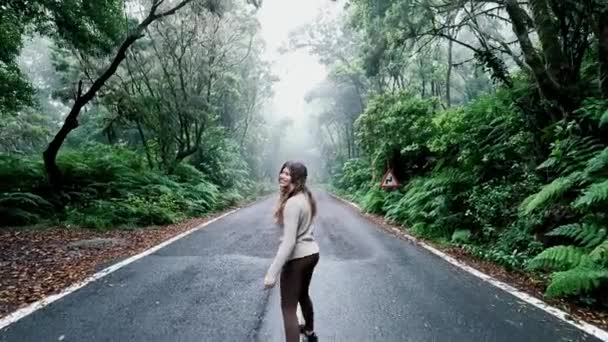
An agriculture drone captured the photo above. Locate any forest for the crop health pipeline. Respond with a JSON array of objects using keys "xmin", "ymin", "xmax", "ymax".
[
  {"xmin": 297, "ymin": 0, "xmax": 608, "ymax": 311},
  {"xmin": 1, "ymin": 0, "xmax": 276, "ymax": 230},
  {"xmin": 2, "ymin": 0, "xmax": 608, "ymax": 321}
]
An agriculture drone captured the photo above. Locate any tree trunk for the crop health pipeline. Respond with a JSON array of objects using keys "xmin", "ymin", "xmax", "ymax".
[
  {"xmin": 421, "ymin": 79, "xmax": 426, "ymax": 97},
  {"xmin": 504, "ymin": 0, "xmax": 574, "ymax": 113},
  {"xmin": 343, "ymin": 123, "xmax": 352, "ymax": 159},
  {"xmin": 136, "ymin": 120, "xmax": 154, "ymax": 169},
  {"xmin": 446, "ymin": 37, "xmax": 453, "ymax": 107},
  {"xmin": 42, "ymin": 106, "xmax": 80, "ymax": 185},
  {"xmin": 528, "ymin": 0, "xmax": 565, "ymax": 78}
]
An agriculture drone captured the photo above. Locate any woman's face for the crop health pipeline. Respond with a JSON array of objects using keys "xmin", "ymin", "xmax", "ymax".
[{"xmin": 279, "ymin": 166, "xmax": 292, "ymax": 189}]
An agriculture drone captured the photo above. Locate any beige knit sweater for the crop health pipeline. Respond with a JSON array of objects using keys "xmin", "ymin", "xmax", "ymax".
[{"xmin": 265, "ymin": 192, "xmax": 319, "ymax": 281}]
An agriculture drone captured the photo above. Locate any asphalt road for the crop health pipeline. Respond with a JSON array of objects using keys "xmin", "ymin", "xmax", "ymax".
[{"xmin": 0, "ymin": 191, "xmax": 601, "ymax": 342}]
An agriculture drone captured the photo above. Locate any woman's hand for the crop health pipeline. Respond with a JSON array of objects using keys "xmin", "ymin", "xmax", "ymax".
[{"xmin": 263, "ymin": 275, "xmax": 276, "ymax": 289}]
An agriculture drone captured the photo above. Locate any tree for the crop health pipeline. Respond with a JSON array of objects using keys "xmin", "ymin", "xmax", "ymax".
[
  {"xmin": 101, "ymin": 2, "xmax": 266, "ymax": 173},
  {"xmin": 42, "ymin": 0, "xmax": 208, "ymax": 185},
  {"xmin": 350, "ymin": 0, "xmax": 608, "ymax": 119}
]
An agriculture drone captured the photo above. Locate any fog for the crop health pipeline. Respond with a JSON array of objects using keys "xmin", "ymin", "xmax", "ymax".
[{"xmin": 255, "ymin": 0, "xmax": 342, "ymax": 182}]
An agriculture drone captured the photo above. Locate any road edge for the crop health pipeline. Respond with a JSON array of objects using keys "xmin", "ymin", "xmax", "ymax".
[
  {"xmin": 327, "ymin": 192, "xmax": 608, "ymax": 342},
  {"xmin": 0, "ymin": 200, "xmax": 254, "ymax": 331}
]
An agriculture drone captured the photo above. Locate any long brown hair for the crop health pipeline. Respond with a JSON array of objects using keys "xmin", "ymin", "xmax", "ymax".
[{"xmin": 274, "ymin": 161, "xmax": 317, "ymax": 226}]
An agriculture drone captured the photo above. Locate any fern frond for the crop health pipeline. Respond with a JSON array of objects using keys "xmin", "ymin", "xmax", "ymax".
[
  {"xmin": 590, "ymin": 240, "xmax": 608, "ymax": 263},
  {"xmin": 546, "ymin": 223, "xmax": 608, "ymax": 248},
  {"xmin": 526, "ymin": 246, "xmax": 588, "ymax": 271},
  {"xmin": 563, "ymin": 137, "xmax": 603, "ymax": 174},
  {"xmin": 600, "ymin": 109, "xmax": 608, "ymax": 128},
  {"xmin": 545, "ymin": 266, "xmax": 608, "ymax": 298},
  {"xmin": 573, "ymin": 179, "xmax": 608, "ymax": 209},
  {"xmin": 520, "ymin": 176, "xmax": 576, "ymax": 214},
  {"xmin": 537, "ymin": 157, "xmax": 557, "ymax": 171},
  {"xmin": 0, "ymin": 192, "xmax": 53, "ymax": 209},
  {"xmin": 583, "ymin": 147, "xmax": 608, "ymax": 177}
]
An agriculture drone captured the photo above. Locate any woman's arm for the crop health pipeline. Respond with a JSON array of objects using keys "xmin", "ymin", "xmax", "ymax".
[{"xmin": 265, "ymin": 198, "xmax": 301, "ymax": 283}]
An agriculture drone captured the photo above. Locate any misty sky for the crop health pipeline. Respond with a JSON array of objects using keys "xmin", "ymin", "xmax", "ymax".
[
  {"xmin": 256, "ymin": 0, "xmax": 340, "ymax": 120},
  {"xmin": 255, "ymin": 0, "xmax": 342, "ymax": 176}
]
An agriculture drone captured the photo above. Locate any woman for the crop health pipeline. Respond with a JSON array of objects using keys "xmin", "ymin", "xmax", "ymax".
[{"xmin": 264, "ymin": 161, "xmax": 320, "ymax": 342}]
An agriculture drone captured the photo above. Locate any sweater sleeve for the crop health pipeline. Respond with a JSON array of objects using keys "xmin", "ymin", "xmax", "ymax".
[{"xmin": 265, "ymin": 198, "xmax": 301, "ymax": 281}]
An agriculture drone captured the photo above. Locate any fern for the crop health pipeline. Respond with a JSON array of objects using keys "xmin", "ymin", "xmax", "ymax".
[
  {"xmin": 573, "ymin": 179, "xmax": 608, "ymax": 209},
  {"xmin": 361, "ymin": 187, "xmax": 388, "ymax": 214},
  {"xmin": 582, "ymin": 147, "xmax": 608, "ymax": 177},
  {"xmin": 384, "ymin": 169, "xmax": 472, "ymax": 238},
  {"xmin": 0, "ymin": 143, "xmax": 242, "ymax": 228},
  {"xmin": 563, "ymin": 137, "xmax": 603, "ymax": 175},
  {"xmin": 573, "ymin": 98, "xmax": 607, "ymax": 123},
  {"xmin": 452, "ymin": 229, "xmax": 472, "ymax": 244},
  {"xmin": 546, "ymin": 223, "xmax": 608, "ymax": 248},
  {"xmin": 545, "ymin": 266, "xmax": 608, "ymax": 298},
  {"xmin": 590, "ymin": 240, "xmax": 608, "ymax": 263},
  {"xmin": 601, "ymin": 109, "xmax": 608, "ymax": 128},
  {"xmin": 0, "ymin": 192, "xmax": 53, "ymax": 209},
  {"xmin": 537, "ymin": 136, "xmax": 602, "ymax": 176},
  {"xmin": 520, "ymin": 176, "xmax": 577, "ymax": 214},
  {"xmin": 0, "ymin": 207, "xmax": 41, "ymax": 225},
  {"xmin": 526, "ymin": 246, "xmax": 588, "ymax": 271}
]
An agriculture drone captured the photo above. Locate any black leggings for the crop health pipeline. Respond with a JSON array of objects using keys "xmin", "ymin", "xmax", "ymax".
[{"xmin": 280, "ymin": 253, "xmax": 320, "ymax": 342}]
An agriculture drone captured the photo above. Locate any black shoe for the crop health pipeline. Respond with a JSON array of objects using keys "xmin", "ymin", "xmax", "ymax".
[
  {"xmin": 299, "ymin": 325, "xmax": 318, "ymax": 341},
  {"xmin": 306, "ymin": 333, "xmax": 318, "ymax": 342}
]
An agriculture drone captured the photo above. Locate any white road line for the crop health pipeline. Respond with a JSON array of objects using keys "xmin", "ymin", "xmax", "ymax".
[
  {"xmin": 0, "ymin": 209, "xmax": 240, "ymax": 332},
  {"xmin": 328, "ymin": 193, "xmax": 608, "ymax": 342}
]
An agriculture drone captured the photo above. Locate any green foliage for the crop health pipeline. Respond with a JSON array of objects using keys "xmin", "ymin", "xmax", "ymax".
[
  {"xmin": 1, "ymin": 0, "xmax": 126, "ymax": 118},
  {"xmin": 573, "ymin": 98, "xmax": 608, "ymax": 128},
  {"xmin": 0, "ymin": 64, "xmax": 34, "ymax": 116},
  {"xmin": 0, "ymin": 192, "xmax": 53, "ymax": 225},
  {"xmin": 527, "ymin": 246, "xmax": 589, "ymax": 271},
  {"xmin": 384, "ymin": 168, "xmax": 473, "ymax": 238},
  {"xmin": 467, "ymin": 176, "xmax": 541, "ymax": 241},
  {"xmin": 332, "ymin": 158, "xmax": 373, "ymax": 194},
  {"xmin": 428, "ymin": 90, "xmax": 536, "ymax": 176},
  {"xmin": 601, "ymin": 111, "xmax": 608, "ymax": 128},
  {"xmin": 361, "ymin": 187, "xmax": 390, "ymax": 214},
  {"xmin": 590, "ymin": 240, "xmax": 608, "ymax": 263},
  {"xmin": 355, "ymin": 93, "xmax": 437, "ymax": 174},
  {"xmin": 573, "ymin": 180, "xmax": 608, "ymax": 209},
  {"xmin": 451, "ymin": 229, "xmax": 471, "ymax": 244},
  {"xmin": 482, "ymin": 220, "xmax": 545, "ymax": 270},
  {"xmin": 547, "ymin": 223, "xmax": 608, "ymax": 248},
  {"xmin": 194, "ymin": 131, "xmax": 252, "ymax": 191},
  {"xmin": 0, "ymin": 110, "xmax": 55, "ymax": 153},
  {"xmin": 526, "ymin": 220, "xmax": 608, "ymax": 297},
  {"xmin": 545, "ymin": 266, "xmax": 608, "ymax": 298},
  {"xmin": 473, "ymin": 49, "xmax": 512, "ymax": 86},
  {"xmin": 520, "ymin": 176, "xmax": 578, "ymax": 215},
  {"xmin": 514, "ymin": 99, "xmax": 608, "ymax": 298},
  {"xmin": 536, "ymin": 135, "xmax": 602, "ymax": 177},
  {"xmin": 0, "ymin": 4, "xmax": 35, "ymax": 115},
  {"xmin": 462, "ymin": 244, "xmax": 536, "ymax": 270},
  {"xmin": 0, "ymin": 154, "xmax": 47, "ymax": 192},
  {"xmin": 0, "ymin": 144, "xmax": 244, "ymax": 229},
  {"xmin": 329, "ymin": 0, "xmax": 608, "ymax": 306},
  {"xmin": 333, "ymin": 76, "xmax": 608, "ymax": 302},
  {"xmin": 44, "ymin": 0, "xmax": 126, "ymax": 55}
]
